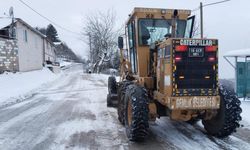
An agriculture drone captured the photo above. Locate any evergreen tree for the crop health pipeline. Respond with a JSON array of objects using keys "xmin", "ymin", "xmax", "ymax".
[
  {"xmin": 35, "ymin": 27, "xmax": 47, "ymax": 35},
  {"xmin": 46, "ymin": 24, "xmax": 60, "ymax": 42},
  {"xmin": 54, "ymin": 42, "xmax": 80, "ymax": 62}
]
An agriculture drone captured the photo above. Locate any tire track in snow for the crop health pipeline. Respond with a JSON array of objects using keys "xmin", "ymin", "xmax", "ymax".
[
  {"xmin": 0, "ymin": 71, "xmax": 83, "ymax": 150},
  {"xmin": 150, "ymin": 117, "xmax": 250, "ymax": 150},
  {"xmin": 0, "ymin": 65, "xmax": 250, "ymax": 150}
]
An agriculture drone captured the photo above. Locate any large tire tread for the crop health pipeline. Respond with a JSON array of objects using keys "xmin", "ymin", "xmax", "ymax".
[
  {"xmin": 117, "ymin": 81, "xmax": 133, "ymax": 125},
  {"xmin": 125, "ymin": 84, "xmax": 149, "ymax": 141},
  {"xmin": 202, "ymin": 84, "xmax": 242, "ymax": 138},
  {"xmin": 108, "ymin": 76, "xmax": 117, "ymax": 94}
]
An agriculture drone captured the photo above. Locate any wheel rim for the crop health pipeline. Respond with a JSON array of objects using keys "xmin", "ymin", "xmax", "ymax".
[{"xmin": 127, "ymin": 99, "xmax": 132, "ymax": 126}]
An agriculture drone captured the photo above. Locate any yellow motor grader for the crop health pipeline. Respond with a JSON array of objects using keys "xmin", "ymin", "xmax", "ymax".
[{"xmin": 107, "ymin": 7, "xmax": 242, "ymax": 141}]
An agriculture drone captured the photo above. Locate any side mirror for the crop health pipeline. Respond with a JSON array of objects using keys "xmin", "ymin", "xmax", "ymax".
[
  {"xmin": 150, "ymin": 43, "xmax": 157, "ymax": 52},
  {"xmin": 118, "ymin": 36, "xmax": 124, "ymax": 49}
]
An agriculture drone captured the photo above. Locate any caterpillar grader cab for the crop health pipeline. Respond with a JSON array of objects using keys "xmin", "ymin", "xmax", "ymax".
[{"xmin": 107, "ymin": 7, "xmax": 242, "ymax": 141}]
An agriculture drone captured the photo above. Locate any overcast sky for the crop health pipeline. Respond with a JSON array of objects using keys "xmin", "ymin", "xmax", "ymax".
[{"xmin": 1, "ymin": 0, "xmax": 250, "ymax": 78}]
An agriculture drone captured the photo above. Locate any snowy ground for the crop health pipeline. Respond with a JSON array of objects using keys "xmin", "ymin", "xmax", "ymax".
[
  {"xmin": 59, "ymin": 61, "xmax": 73, "ymax": 68},
  {"xmin": 0, "ymin": 68, "xmax": 60, "ymax": 108},
  {"xmin": 240, "ymin": 100, "xmax": 250, "ymax": 127},
  {"xmin": 0, "ymin": 64, "xmax": 250, "ymax": 150}
]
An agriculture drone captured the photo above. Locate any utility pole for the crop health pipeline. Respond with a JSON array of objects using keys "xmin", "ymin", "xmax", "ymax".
[
  {"xmin": 195, "ymin": 0, "xmax": 231, "ymax": 39},
  {"xmin": 9, "ymin": 7, "xmax": 15, "ymax": 38},
  {"xmin": 200, "ymin": 2, "xmax": 203, "ymax": 38}
]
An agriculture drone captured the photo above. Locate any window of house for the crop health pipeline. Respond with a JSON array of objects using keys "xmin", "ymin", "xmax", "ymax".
[{"xmin": 23, "ymin": 30, "xmax": 28, "ymax": 42}]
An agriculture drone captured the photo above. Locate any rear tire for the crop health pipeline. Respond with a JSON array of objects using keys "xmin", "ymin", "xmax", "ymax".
[
  {"xmin": 124, "ymin": 84, "xmax": 149, "ymax": 141},
  {"xmin": 202, "ymin": 84, "xmax": 242, "ymax": 138}
]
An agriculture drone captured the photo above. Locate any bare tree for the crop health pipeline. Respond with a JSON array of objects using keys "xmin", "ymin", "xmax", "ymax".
[
  {"xmin": 83, "ymin": 9, "xmax": 120, "ymax": 73},
  {"xmin": 192, "ymin": 20, "xmax": 200, "ymax": 38}
]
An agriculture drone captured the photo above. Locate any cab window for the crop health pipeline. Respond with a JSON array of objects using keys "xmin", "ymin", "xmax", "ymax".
[
  {"xmin": 184, "ymin": 16, "xmax": 195, "ymax": 38},
  {"xmin": 127, "ymin": 21, "xmax": 137, "ymax": 73},
  {"xmin": 138, "ymin": 19, "xmax": 187, "ymax": 45}
]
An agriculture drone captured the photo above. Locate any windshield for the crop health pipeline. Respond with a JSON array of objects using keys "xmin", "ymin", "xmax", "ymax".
[{"xmin": 138, "ymin": 19, "xmax": 187, "ymax": 45}]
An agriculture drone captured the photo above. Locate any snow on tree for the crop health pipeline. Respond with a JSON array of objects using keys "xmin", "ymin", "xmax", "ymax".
[{"xmin": 83, "ymin": 9, "xmax": 121, "ymax": 73}]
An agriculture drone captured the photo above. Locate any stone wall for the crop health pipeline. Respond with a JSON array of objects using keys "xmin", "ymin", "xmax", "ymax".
[{"xmin": 0, "ymin": 38, "xmax": 18, "ymax": 73}]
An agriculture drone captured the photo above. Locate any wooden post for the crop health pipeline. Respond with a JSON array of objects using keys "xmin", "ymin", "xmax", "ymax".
[{"xmin": 200, "ymin": 2, "xmax": 204, "ymax": 38}]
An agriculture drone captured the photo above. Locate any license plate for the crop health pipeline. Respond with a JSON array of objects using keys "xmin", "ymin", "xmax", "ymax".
[{"xmin": 189, "ymin": 47, "xmax": 204, "ymax": 57}]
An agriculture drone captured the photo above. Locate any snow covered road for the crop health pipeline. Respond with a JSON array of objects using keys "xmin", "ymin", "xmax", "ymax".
[{"xmin": 0, "ymin": 65, "xmax": 250, "ymax": 150}]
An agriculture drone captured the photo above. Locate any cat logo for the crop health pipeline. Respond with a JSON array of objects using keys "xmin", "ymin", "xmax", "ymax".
[{"xmin": 180, "ymin": 39, "xmax": 213, "ymax": 46}]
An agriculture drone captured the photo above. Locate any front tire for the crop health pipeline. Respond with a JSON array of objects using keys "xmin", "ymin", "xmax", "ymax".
[
  {"xmin": 108, "ymin": 76, "xmax": 117, "ymax": 94},
  {"xmin": 107, "ymin": 76, "xmax": 117, "ymax": 107},
  {"xmin": 117, "ymin": 81, "xmax": 132, "ymax": 125},
  {"xmin": 202, "ymin": 84, "xmax": 242, "ymax": 138},
  {"xmin": 124, "ymin": 84, "xmax": 149, "ymax": 141},
  {"xmin": 107, "ymin": 94, "xmax": 112, "ymax": 107}
]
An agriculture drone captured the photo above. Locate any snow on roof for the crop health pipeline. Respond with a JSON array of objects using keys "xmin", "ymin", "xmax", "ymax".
[
  {"xmin": 15, "ymin": 18, "xmax": 46, "ymax": 38},
  {"xmin": 53, "ymin": 42, "xmax": 62, "ymax": 45},
  {"xmin": 0, "ymin": 18, "xmax": 12, "ymax": 29},
  {"xmin": 224, "ymin": 48, "xmax": 250, "ymax": 57}
]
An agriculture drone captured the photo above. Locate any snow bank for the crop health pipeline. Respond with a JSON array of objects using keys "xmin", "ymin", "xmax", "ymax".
[
  {"xmin": 241, "ymin": 100, "xmax": 250, "ymax": 126},
  {"xmin": 0, "ymin": 68, "xmax": 60, "ymax": 107}
]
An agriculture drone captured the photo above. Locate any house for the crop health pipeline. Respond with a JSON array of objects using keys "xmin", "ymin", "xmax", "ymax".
[
  {"xmin": 0, "ymin": 18, "xmax": 44, "ymax": 72},
  {"xmin": 224, "ymin": 49, "xmax": 250, "ymax": 99},
  {"xmin": 44, "ymin": 39, "xmax": 56, "ymax": 64},
  {"xmin": 0, "ymin": 18, "xmax": 57, "ymax": 73}
]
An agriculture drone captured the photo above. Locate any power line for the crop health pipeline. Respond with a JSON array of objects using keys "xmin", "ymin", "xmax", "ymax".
[
  {"xmin": 17, "ymin": 0, "xmax": 81, "ymax": 36},
  {"xmin": 191, "ymin": 0, "xmax": 231, "ymax": 38},
  {"xmin": 203, "ymin": 0, "xmax": 231, "ymax": 7},
  {"xmin": 192, "ymin": 0, "xmax": 231, "ymax": 12}
]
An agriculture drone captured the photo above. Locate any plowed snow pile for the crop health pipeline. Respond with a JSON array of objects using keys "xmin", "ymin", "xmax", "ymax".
[{"xmin": 0, "ymin": 68, "xmax": 60, "ymax": 107}]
